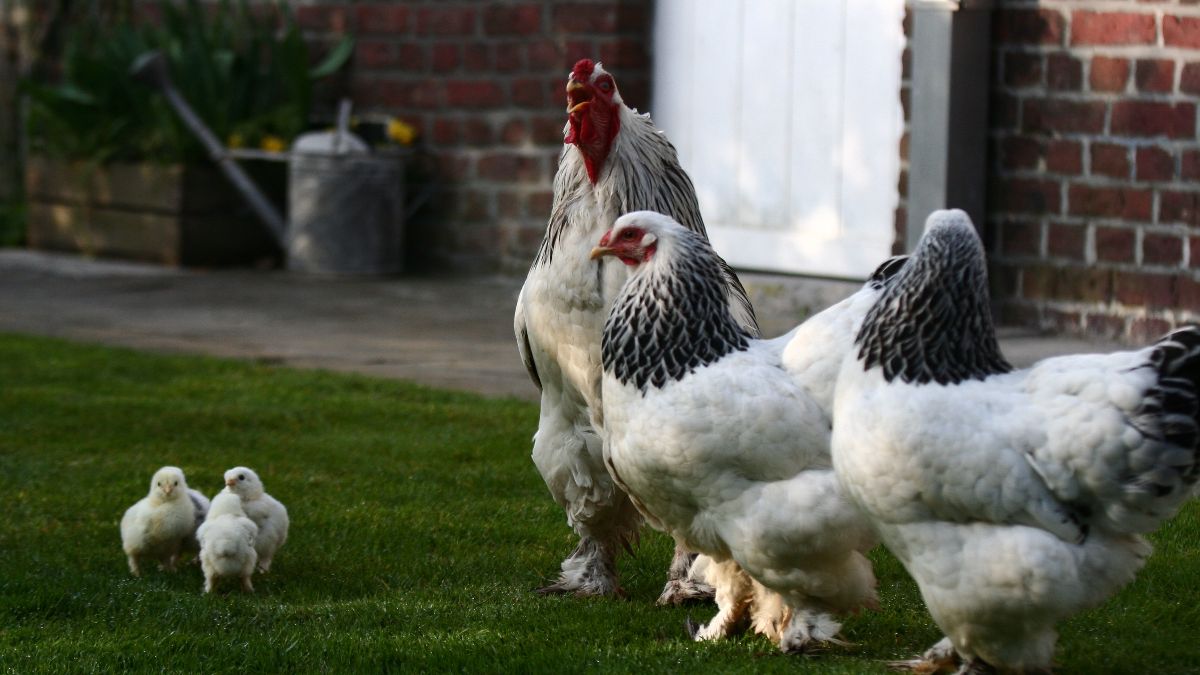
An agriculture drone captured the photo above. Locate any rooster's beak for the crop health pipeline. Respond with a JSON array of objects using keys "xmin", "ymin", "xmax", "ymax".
[{"xmin": 566, "ymin": 79, "xmax": 590, "ymax": 114}]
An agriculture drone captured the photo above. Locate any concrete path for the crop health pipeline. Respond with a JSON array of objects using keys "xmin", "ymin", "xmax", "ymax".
[{"xmin": 0, "ymin": 250, "xmax": 1122, "ymax": 401}]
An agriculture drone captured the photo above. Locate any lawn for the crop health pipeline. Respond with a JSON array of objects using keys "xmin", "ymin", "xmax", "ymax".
[{"xmin": 0, "ymin": 333, "xmax": 1197, "ymax": 673}]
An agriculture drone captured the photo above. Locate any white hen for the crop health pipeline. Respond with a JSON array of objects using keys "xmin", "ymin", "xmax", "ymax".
[
  {"xmin": 197, "ymin": 491, "xmax": 259, "ymax": 593},
  {"xmin": 515, "ymin": 59, "xmax": 757, "ymax": 599},
  {"xmin": 120, "ymin": 466, "xmax": 196, "ymax": 576},
  {"xmin": 594, "ymin": 211, "xmax": 900, "ymax": 652},
  {"xmin": 832, "ymin": 209, "xmax": 1200, "ymax": 674},
  {"xmin": 222, "ymin": 467, "xmax": 289, "ymax": 573}
]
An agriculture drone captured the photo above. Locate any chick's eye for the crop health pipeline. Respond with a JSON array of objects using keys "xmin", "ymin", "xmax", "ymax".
[{"xmin": 238, "ymin": 474, "xmax": 245, "ymax": 481}]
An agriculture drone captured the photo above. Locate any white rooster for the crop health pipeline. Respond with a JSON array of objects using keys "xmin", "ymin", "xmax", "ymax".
[
  {"xmin": 514, "ymin": 60, "xmax": 758, "ymax": 600},
  {"xmin": 593, "ymin": 211, "xmax": 902, "ymax": 651},
  {"xmin": 833, "ymin": 209, "xmax": 1200, "ymax": 674}
]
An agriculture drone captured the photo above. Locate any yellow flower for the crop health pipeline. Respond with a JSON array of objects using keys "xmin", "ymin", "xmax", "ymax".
[
  {"xmin": 260, "ymin": 135, "xmax": 287, "ymax": 153},
  {"xmin": 386, "ymin": 118, "xmax": 417, "ymax": 146},
  {"xmin": 228, "ymin": 133, "xmax": 245, "ymax": 149}
]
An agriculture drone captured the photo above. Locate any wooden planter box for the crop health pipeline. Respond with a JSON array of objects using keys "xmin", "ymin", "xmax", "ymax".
[{"xmin": 25, "ymin": 157, "xmax": 280, "ymax": 266}]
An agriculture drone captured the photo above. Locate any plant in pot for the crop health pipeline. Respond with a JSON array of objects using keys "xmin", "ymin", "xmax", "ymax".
[{"xmin": 22, "ymin": 0, "xmax": 353, "ymax": 266}]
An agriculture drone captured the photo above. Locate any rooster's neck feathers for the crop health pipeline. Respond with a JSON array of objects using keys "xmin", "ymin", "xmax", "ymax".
[
  {"xmin": 534, "ymin": 108, "xmax": 706, "ymax": 269},
  {"xmin": 855, "ymin": 218, "xmax": 1012, "ymax": 385},
  {"xmin": 603, "ymin": 231, "xmax": 751, "ymax": 392}
]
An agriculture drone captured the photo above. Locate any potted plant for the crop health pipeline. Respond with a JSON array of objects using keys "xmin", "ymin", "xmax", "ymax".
[{"xmin": 22, "ymin": 0, "xmax": 352, "ymax": 266}]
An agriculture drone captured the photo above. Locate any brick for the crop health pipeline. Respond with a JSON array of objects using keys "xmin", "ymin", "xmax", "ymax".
[
  {"xmin": 898, "ymin": 168, "xmax": 908, "ymax": 196},
  {"xmin": 501, "ymin": 119, "xmax": 529, "ymax": 145},
  {"xmin": 1161, "ymin": 190, "xmax": 1200, "ymax": 225},
  {"xmin": 994, "ymin": 8, "xmax": 1064, "ymax": 45},
  {"xmin": 1069, "ymin": 185, "xmax": 1153, "ymax": 220},
  {"xmin": 431, "ymin": 44, "xmax": 460, "ymax": 73},
  {"xmin": 1046, "ymin": 140, "xmax": 1083, "ymax": 174},
  {"xmin": 598, "ymin": 37, "xmax": 651, "ymax": 70},
  {"xmin": 1191, "ymin": 237, "xmax": 1200, "ymax": 268},
  {"xmin": 1090, "ymin": 56, "xmax": 1129, "ymax": 92},
  {"xmin": 1004, "ymin": 52, "xmax": 1043, "ymax": 87},
  {"xmin": 445, "ymin": 80, "xmax": 505, "ymax": 108},
  {"xmin": 1135, "ymin": 59, "xmax": 1175, "ymax": 93},
  {"xmin": 553, "ymin": 4, "xmax": 618, "ymax": 33},
  {"xmin": 355, "ymin": 40, "xmax": 400, "ymax": 69},
  {"xmin": 497, "ymin": 191, "xmax": 521, "ymax": 218},
  {"xmin": 1047, "ymin": 53, "xmax": 1082, "ymax": 90},
  {"xmin": 495, "ymin": 43, "xmax": 524, "ymax": 73},
  {"xmin": 1001, "ymin": 220, "xmax": 1041, "ymax": 256},
  {"xmin": 1136, "ymin": 146, "xmax": 1174, "ymax": 182},
  {"xmin": 462, "ymin": 118, "xmax": 494, "ymax": 144},
  {"xmin": 462, "ymin": 44, "xmax": 490, "ymax": 71},
  {"xmin": 1130, "ymin": 317, "xmax": 1175, "ymax": 343},
  {"xmin": 1111, "ymin": 101, "xmax": 1196, "ymax": 138},
  {"xmin": 1163, "ymin": 15, "xmax": 1200, "ymax": 48},
  {"xmin": 899, "ymin": 132, "xmax": 910, "ymax": 162},
  {"xmin": 1181, "ymin": 62, "xmax": 1200, "ymax": 94},
  {"xmin": 482, "ymin": 4, "xmax": 543, "ymax": 35},
  {"xmin": 526, "ymin": 40, "xmax": 567, "ymax": 71},
  {"xmin": 478, "ymin": 153, "xmax": 541, "ymax": 182},
  {"xmin": 1048, "ymin": 222, "xmax": 1086, "ymax": 259},
  {"xmin": 416, "ymin": 6, "xmax": 477, "ymax": 35},
  {"xmin": 1143, "ymin": 233, "xmax": 1183, "ymax": 265},
  {"xmin": 511, "ymin": 78, "xmax": 548, "ymax": 107},
  {"xmin": 1071, "ymin": 11, "xmax": 1156, "ymax": 45},
  {"xmin": 531, "ymin": 114, "xmax": 568, "ymax": 145},
  {"xmin": 1182, "ymin": 275, "xmax": 1200, "ymax": 310},
  {"xmin": 1115, "ymin": 271, "xmax": 1177, "ymax": 308},
  {"xmin": 1021, "ymin": 264, "xmax": 1113, "ymax": 303},
  {"xmin": 992, "ymin": 178, "xmax": 1061, "ymax": 214},
  {"xmin": 355, "ymin": 4, "xmax": 408, "ymax": 34},
  {"xmin": 526, "ymin": 190, "xmax": 554, "ymax": 217},
  {"xmin": 410, "ymin": 81, "xmax": 443, "ymax": 109},
  {"xmin": 1085, "ymin": 313, "xmax": 1126, "ymax": 340},
  {"xmin": 431, "ymin": 119, "xmax": 459, "ymax": 145},
  {"xmin": 297, "ymin": 6, "xmax": 347, "ymax": 32},
  {"xmin": 1023, "ymin": 99, "xmax": 1106, "ymax": 134},
  {"xmin": 1183, "ymin": 150, "xmax": 1200, "ymax": 180},
  {"xmin": 1001, "ymin": 137, "xmax": 1042, "ymax": 170},
  {"xmin": 1090, "ymin": 143, "xmax": 1130, "ymax": 178},
  {"xmin": 1096, "ymin": 226, "xmax": 1137, "ymax": 262}
]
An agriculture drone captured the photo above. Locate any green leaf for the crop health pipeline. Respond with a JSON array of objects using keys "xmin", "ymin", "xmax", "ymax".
[{"xmin": 309, "ymin": 35, "xmax": 355, "ymax": 79}]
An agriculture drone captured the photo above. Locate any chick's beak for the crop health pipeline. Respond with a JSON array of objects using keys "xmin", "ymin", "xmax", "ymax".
[{"xmin": 225, "ymin": 478, "xmax": 237, "ymax": 488}]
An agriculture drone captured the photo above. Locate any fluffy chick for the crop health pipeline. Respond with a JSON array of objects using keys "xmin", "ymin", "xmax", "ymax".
[
  {"xmin": 184, "ymin": 488, "xmax": 211, "ymax": 556},
  {"xmin": 197, "ymin": 491, "xmax": 259, "ymax": 593},
  {"xmin": 222, "ymin": 467, "xmax": 289, "ymax": 572},
  {"xmin": 120, "ymin": 466, "xmax": 196, "ymax": 576}
]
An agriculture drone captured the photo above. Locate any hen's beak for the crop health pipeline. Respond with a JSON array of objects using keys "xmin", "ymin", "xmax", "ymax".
[
  {"xmin": 566, "ymin": 79, "xmax": 590, "ymax": 114},
  {"xmin": 589, "ymin": 245, "xmax": 613, "ymax": 260}
]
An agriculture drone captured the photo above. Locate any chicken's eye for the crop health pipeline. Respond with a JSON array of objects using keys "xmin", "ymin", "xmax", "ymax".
[
  {"xmin": 598, "ymin": 80, "xmax": 612, "ymax": 92},
  {"xmin": 622, "ymin": 230, "xmax": 637, "ymax": 240}
]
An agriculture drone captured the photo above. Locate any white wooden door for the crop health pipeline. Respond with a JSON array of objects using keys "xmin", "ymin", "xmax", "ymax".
[{"xmin": 652, "ymin": 0, "xmax": 906, "ymax": 279}]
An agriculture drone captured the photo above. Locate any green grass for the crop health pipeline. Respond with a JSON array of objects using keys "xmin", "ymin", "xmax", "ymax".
[{"xmin": 0, "ymin": 333, "xmax": 1197, "ymax": 674}]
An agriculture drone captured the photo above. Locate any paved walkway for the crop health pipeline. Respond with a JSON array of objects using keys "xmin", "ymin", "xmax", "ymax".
[{"xmin": 0, "ymin": 250, "xmax": 1122, "ymax": 401}]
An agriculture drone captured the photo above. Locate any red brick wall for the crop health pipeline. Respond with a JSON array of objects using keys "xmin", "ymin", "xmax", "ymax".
[
  {"xmin": 297, "ymin": 1, "xmax": 652, "ymax": 273},
  {"xmin": 988, "ymin": 1, "xmax": 1200, "ymax": 343}
]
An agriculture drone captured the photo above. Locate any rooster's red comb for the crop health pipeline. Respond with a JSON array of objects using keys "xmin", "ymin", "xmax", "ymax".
[{"xmin": 571, "ymin": 59, "xmax": 596, "ymax": 82}]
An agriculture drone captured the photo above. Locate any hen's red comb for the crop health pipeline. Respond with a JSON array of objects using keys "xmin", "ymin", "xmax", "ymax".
[{"xmin": 571, "ymin": 59, "xmax": 596, "ymax": 81}]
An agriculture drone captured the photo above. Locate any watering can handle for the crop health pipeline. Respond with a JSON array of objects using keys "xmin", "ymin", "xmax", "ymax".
[{"xmin": 130, "ymin": 51, "xmax": 288, "ymax": 246}]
